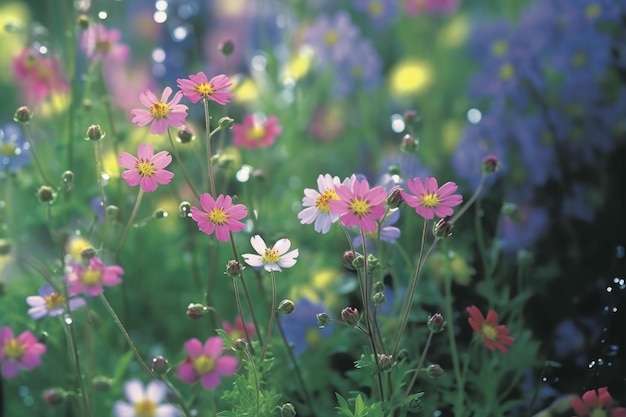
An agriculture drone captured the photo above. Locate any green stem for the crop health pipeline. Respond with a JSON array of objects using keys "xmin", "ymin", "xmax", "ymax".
[
  {"xmin": 61, "ymin": 316, "xmax": 93, "ymax": 417},
  {"xmin": 161, "ymin": 375, "xmax": 194, "ymax": 417},
  {"xmin": 92, "ymin": 140, "xmax": 109, "ymax": 250},
  {"xmin": 203, "ymin": 98, "xmax": 217, "ymax": 197},
  {"xmin": 21, "ymin": 124, "xmax": 54, "ymax": 185},
  {"xmin": 117, "ymin": 188, "xmax": 144, "ymax": 251},
  {"xmin": 401, "ymin": 330, "xmax": 434, "ymax": 402},
  {"xmin": 260, "ymin": 271, "xmax": 277, "ymax": 362},
  {"xmin": 167, "ymin": 129, "xmax": 200, "ymax": 199},
  {"xmin": 450, "ymin": 174, "xmax": 486, "ymax": 225},
  {"xmin": 443, "ymin": 269, "xmax": 464, "ymax": 415},
  {"xmin": 243, "ymin": 346, "xmax": 260, "ymax": 410}
]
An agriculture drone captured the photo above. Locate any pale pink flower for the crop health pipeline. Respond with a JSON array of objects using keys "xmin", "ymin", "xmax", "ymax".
[
  {"xmin": 177, "ymin": 336, "xmax": 238, "ymax": 390},
  {"xmin": 26, "ymin": 284, "xmax": 85, "ymax": 319},
  {"xmin": 176, "ymin": 72, "xmax": 233, "ymax": 104},
  {"xmin": 66, "ymin": 257, "xmax": 124, "ymax": 297},
  {"xmin": 131, "ymin": 87, "xmax": 188, "ymax": 134},
  {"xmin": 400, "ymin": 177, "xmax": 463, "ymax": 220},
  {"xmin": 0, "ymin": 326, "xmax": 46, "ymax": 379},
  {"xmin": 113, "ymin": 379, "xmax": 180, "ymax": 417},
  {"xmin": 12, "ymin": 48, "xmax": 68, "ymax": 105},
  {"xmin": 190, "ymin": 193, "xmax": 247, "ymax": 242},
  {"xmin": 328, "ymin": 178, "xmax": 387, "ymax": 233},
  {"xmin": 80, "ymin": 23, "xmax": 129, "ymax": 63},
  {"xmin": 118, "ymin": 143, "xmax": 174, "ymax": 192},
  {"xmin": 242, "ymin": 235, "xmax": 299, "ymax": 272},
  {"xmin": 297, "ymin": 174, "xmax": 342, "ymax": 234},
  {"xmin": 231, "ymin": 114, "xmax": 282, "ymax": 149}
]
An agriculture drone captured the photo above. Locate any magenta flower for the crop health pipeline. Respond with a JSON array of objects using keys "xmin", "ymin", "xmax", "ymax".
[
  {"xmin": 328, "ymin": 178, "xmax": 387, "ymax": 233},
  {"xmin": 176, "ymin": 72, "xmax": 233, "ymax": 105},
  {"xmin": 113, "ymin": 379, "xmax": 180, "ymax": 417},
  {"xmin": 0, "ymin": 326, "xmax": 46, "ymax": 379},
  {"xmin": 400, "ymin": 177, "xmax": 463, "ymax": 220},
  {"xmin": 242, "ymin": 235, "xmax": 299, "ymax": 272},
  {"xmin": 177, "ymin": 336, "xmax": 238, "ymax": 390},
  {"xmin": 66, "ymin": 257, "xmax": 124, "ymax": 297},
  {"xmin": 222, "ymin": 316, "xmax": 257, "ymax": 342},
  {"xmin": 118, "ymin": 143, "xmax": 174, "ymax": 192},
  {"xmin": 26, "ymin": 284, "xmax": 86, "ymax": 320},
  {"xmin": 80, "ymin": 23, "xmax": 129, "ymax": 63},
  {"xmin": 131, "ymin": 87, "xmax": 188, "ymax": 134},
  {"xmin": 12, "ymin": 48, "xmax": 68, "ymax": 105},
  {"xmin": 231, "ymin": 114, "xmax": 282, "ymax": 149},
  {"xmin": 297, "ymin": 174, "xmax": 342, "ymax": 234},
  {"xmin": 190, "ymin": 193, "xmax": 248, "ymax": 242}
]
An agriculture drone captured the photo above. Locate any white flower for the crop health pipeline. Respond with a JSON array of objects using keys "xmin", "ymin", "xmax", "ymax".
[
  {"xmin": 297, "ymin": 173, "xmax": 342, "ymax": 234},
  {"xmin": 242, "ymin": 235, "xmax": 299, "ymax": 272},
  {"xmin": 113, "ymin": 379, "xmax": 179, "ymax": 417}
]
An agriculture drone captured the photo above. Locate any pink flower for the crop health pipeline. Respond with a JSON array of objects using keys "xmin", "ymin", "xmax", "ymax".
[
  {"xmin": 467, "ymin": 306, "xmax": 514, "ymax": 353},
  {"xmin": 0, "ymin": 326, "xmax": 46, "ymax": 379},
  {"xmin": 177, "ymin": 336, "xmax": 238, "ymax": 390},
  {"xmin": 190, "ymin": 193, "xmax": 248, "ymax": 242},
  {"xmin": 12, "ymin": 48, "xmax": 68, "ymax": 106},
  {"xmin": 222, "ymin": 316, "xmax": 256, "ymax": 342},
  {"xmin": 66, "ymin": 257, "xmax": 124, "ymax": 297},
  {"xmin": 176, "ymin": 72, "xmax": 233, "ymax": 104},
  {"xmin": 298, "ymin": 174, "xmax": 342, "ymax": 234},
  {"xmin": 400, "ymin": 177, "xmax": 463, "ymax": 220},
  {"xmin": 131, "ymin": 87, "xmax": 188, "ymax": 134},
  {"xmin": 571, "ymin": 387, "xmax": 626, "ymax": 417},
  {"xmin": 242, "ymin": 235, "xmax": 299, "ymax": 272},
  {"xmin": 80, "ymin": 23, "xmax": 129, "ymax": 63},
  {"xmin": 118, "ymin": 143, "xmax": 174, "ymax": 192},
  {"xmin": 328, "ymin": 178, "xmax": 387, "ymax": 233},
  {"xmin": 231, "ymin": 114, "xmax": 282, "ymax": 149}
]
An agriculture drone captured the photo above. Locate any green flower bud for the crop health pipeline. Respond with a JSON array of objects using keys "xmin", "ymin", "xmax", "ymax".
[
  {"xmin": 151, "ymin": 356, "xmax": 170, "ymax": 375},
  {"xmin": 37, "ymin": 186, "xmax": 56, "ymax": 204},
  {"xmin": 316, "ymin": 312, "xmax": 331, "ymax": 328},
  {"xmin": 13, "ymin": 106, "xmax": 32, "ymax": 124},
  {"xmin": 85, "ymin": 124, "xmax": 105, "ymax": 141},
  {"xmin": 278, "ymin": 299, "xmax": 296, "ymax": 314}
]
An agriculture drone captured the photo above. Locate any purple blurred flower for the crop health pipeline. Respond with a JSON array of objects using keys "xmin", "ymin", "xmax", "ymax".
[
  {"xmin": 498, "ymin": 205, "xmax": 549, "ymax": 253},
  {"xmin": 0, "ymin": 123, "xmax": 30, "ymax": 173},
  {"xmin": 354, "ymin": 0, "xmax": 398, "ymax": 29},
  {"xmin": 279, "ymin": 297, "xmax": 332, "ymax": 356},
  {"xmin": 333, "ymin": 39, "xmax": 383, "ymax": 97},
  {"xmin": 305, "ymin": 12, "xmax": 361, "ymax": 68},
  {"xmin": 26, "ymin": 284, "xmax": 86, "ymax": 320},
  {"xmin": 561, "ymin": 182, "xmax": 599, "ymax": 222}
]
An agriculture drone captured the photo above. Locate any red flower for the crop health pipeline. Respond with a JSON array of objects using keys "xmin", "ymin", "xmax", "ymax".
[
  {"xmin": 571, "ymin": 386, "xmax": 626, "ymax": 417},
  {"xmin": 466, "ymin": 306, "xmax": 514, "ymax": 353}
]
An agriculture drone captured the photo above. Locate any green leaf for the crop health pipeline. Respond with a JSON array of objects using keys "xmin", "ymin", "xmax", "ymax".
[
  {"xmin": 111, "ymin": 350, "xmax": 134, "ymax": 386},
  {"xmin": 354, "ymin": 394, "xmax": 365, "ymax": 416}
]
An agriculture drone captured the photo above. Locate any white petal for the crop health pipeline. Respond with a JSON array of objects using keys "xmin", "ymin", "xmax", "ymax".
[
  {"xmin": 273, "ymin": 238, "xmax": 292, "ymax": 255},
  {"xmin": 123, "ymin": 379, "xmax": 145, "ymax": 403},
  {"xmin": 242, "ymin": 254, "xmax": 264, "ymax": 267},
  {"xmin": 250, "ymin": 235, "xmax": 267, "ymax": 255}
]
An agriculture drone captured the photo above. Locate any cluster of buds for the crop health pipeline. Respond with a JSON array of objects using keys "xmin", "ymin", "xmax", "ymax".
[
  {"xmin": 377, "ymin": 354, "xmax": 395, "ymax": 372},
  {"xmin": 386, "ymin": 186, "xmax": 404, "ymax": 209},
  {"xmin": 481, "ymin": 155, "xmax": 501, "ymax": 174},
  {"xmin": 85, "ymin": 124, "xmax": 106, "ymax": 141},
  {"xmin": 13, "ymin": 106, "xmax": 32, "ymax": 124},
  {"xmin": 372, "ymin": 281, "xmax": 386, "ymax": 305},
  {"xmin": 37, "ymin": 186, "xmax": 57, "ymax": 204}
]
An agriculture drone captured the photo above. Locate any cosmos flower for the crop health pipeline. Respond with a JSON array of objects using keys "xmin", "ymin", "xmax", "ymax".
[
  {"xmin": 113, "ymin": 379, "xmax": 180, "ymax": 417},
  {"xmin": 231, "ymin": 114, "xmax": 282, "ymax": 149},
  {"xmin": 328, "ymin": 178, "xmax": 387, "ymax": 233},
  {"xmin": 0, "ymin": 326, "xmax": 46, "ymax": 379},
  {"xmin": 80, "ymin": 23, "xmax": 129, "ymax": 63},
  {"xmin": 466, "ymin": 305, "xmax": 514, "ymax": 353},
  {"xmin": 571, "ymin": 386, "xmax": 626, "ymax": 417},
  {"xmin": 297, "ymin": 174, "xmax": 342, "ymax": 234},
  {"xmin": 118, "ymin": 143, "xmax": 174, "ymax": 192},
  {"xmin": 176, "ymin": 72, "xmax": 233, "ymax": 104},
  {"xmin": 242, "ymin": 235, "xmax": 299, "ymax": 272},
  {"xmin": 130, "ymin": 87, "xmax": 188, "ymax": 134},
  {"xmin": 177, "ymin": 336, "xmax": 238, "ymax": 390},
  {"xmin": 190, "ymin": 193, "xmax": 248, "ymax": 242},
  {"xmin": 401, "ymin": 177, "xmax": 463, "ymax": 220},
  {"xmin": 221, "ymin": 316, "xmax": 256, "ymax": 342},
  {"xmin": 66, "ymin": 257, "xmax": 124, "ymax": 297},
  {"xmin": 12, "ymin": 48, "xmax": 68, "ymax": 105},
  {"xmin": 26, "ymin": 284, "xmax": 86, "ymax": 319}
]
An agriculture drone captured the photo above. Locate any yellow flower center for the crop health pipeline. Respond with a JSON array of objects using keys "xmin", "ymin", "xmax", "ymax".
[
  {"xmin": 590, "ymin": 408, "xmax": 607, "ymax": 417},
  {"xmin": 137, "ymin": 161, "xmax": 156, "ymax": 178},
  {"xmin": 481, "ymin": 324, "xmax": 498, "ymax": 341},
  {"xmin": 3, "ymin": 339, "xmax": 25, "ymax": 360},
  {"xmin": 368, "ymin": 2, "xmax": 383, "ymax": 15},
  {"xmin": 229, "ymin": 330, "xmax": 242, "ymax": 341},
  {"xmin": 572, "ymin": 51, "xmax": 587, "ymax": 68},
  {"xmin": 149, "ymin": 102, "xmax": 170, "ymax": 119},
  {"xmin": 134, "ymin": 399, "xmax": 157, "ymax": 417},
  {"xmin": 194, "ymin": 82, "xmax": 214, "ymax": 96},
  {"xmin": 490, "ymin": 39, "xmax": 508, "ymax": 57},
  {"xmin": 586, "ymin": 3, "xmax": 601, "ymax": 18},
  {"xmin": 44, "ymin": 292, "xmax": 66, "ymax": 310},
  {"xmin": 248, "ymin": 125, "xmax": 266, "ymax": 141},
  {"xmin": 420, "ymin": 193, "xmax": 440, "ymax": 208},
  {"xmin": 262, "ymin": 248, "xmax": 281, "ymax": 264},
  {"xmin": 1, "ymin": 143, "xmax": 17, "ymax": 156},
  {"xmin": 208, "ymin": 208, "xmax": 229, "ymax": 226},
  {"xmin": 82, "ymin": 269, "xmax": 102, "ymax": 286},
  {"xmin": 324, "ymin": 31, "xmax": 339, "ymax": 46},
  {"xmin": 315, "ymin": 189, "xmax": 339, "ymax": 213},
  {"xmin": 349, "ymin": 199, "xmax": 370, "ymax": 217},
  {"xmin": 499, "ymin": 63, "xmax": 514, "ymax": 80},
  {"xmin": 193, "ymin": 355, "xmax": 215, "ymax": 375}
]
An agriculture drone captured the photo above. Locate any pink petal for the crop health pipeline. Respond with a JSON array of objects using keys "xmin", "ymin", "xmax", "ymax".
[
  {"xmin": 131, "ymin": 109, "xmax": 154, "ymax": 126},
  {"xmin": 118, "ymin": 152, "xmax": 138, "ymax": 169},
  {"xmin": 199, "ymin": 193, "xmax": 217, "ymax": 212},
  {"xmin": 406, "ymin": 177, "xmax": 425, "ymax": 196},
  {"xmin": 423, "ymin": 177, "xmax": 439, "ymax": 193},
  {"xmin": 139, "ymin": 89, "xmax": 158, "ymax": 107},
  {"xmin": 150, "ymin": 118, "xmax": 169, "ymax": 135},
  {"xmin": 140, "ymin": 176, "xmax": 159, "ymax": 192},
  {"xmin": 242, "ymin": 254, "xmax": 264, "ymax": 267},
  {"xmin": 216, "ymin": 355, "xmax": 238, "ymax": 376},
  {"xmin": 151, "ymin": 151, "xmax": 172, "ymax": 169},
  {"xmin": 154, "ymin": 170, "xmax": 174, "ymax": 185},
  {"xmin": 184, "ymin": 338, "xmax": 203, "ymax": 358},
  {"xmin": 137, "ymin": 143, "xmax": 155, "ymax": 160},
  {"xmin": 215, "ymin": 226, "xmax": 230, "ymax": 242},
  {"xmin": 177, "ymin": 362, "xmax": 197, "ymax": 383},
  {"xmin": 160, "ymin": 86, "xmax": 173, "ymax": 102},
  {"xmin": 2, "ymin": 360, "xmax": 20, "ymax": 379},
  {"xmin": 122, "ymin": 170, "xmax": 141, "ymax": 187},
  {"xmin": 0, "ymin": 327, "xmax": 14, "ymax": 343},
  {"xmin": 190, "ymin": 71, "xmax": 209, "ymax": 84},
  {"xmin": 203, "ymin": 336, "xmax": 223, "ymax": 358},
  {"xmin": 209, "ymin": 74, "xmax": 232, "ymax": 90},
  {"xmin": 199, "ymin": 372, "xmax": 220, "ymax": 389},
  {"xmin": 437, "ymin": 181, "xmax": 459, "ymax": 197}
]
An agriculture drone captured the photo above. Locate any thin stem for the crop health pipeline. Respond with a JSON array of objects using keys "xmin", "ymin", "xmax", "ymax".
[
  {"xmin": 243, "ymin": 346, "xmax": 260, "ymax": 410},
  {"xmin": 167, "ymin": 129, "xmax": 200, "ymax": 199},
  {"xmin": 92, "ymin": 140, "xmax": 109, "ymax": 249},
  {"xmin": 443, "ymin": 269, "xmax": 464, "ymax": 415},
  {"xmin": 161, "ymin": 375, "xmax": 194, "ymax": 417},
  {"xmin": 474, "ymin": 195, "xmax": 489, "ymax": 276},
  {"xmin": 401, "ymin": 331, "xmax": 434, "ymax": 401},
  {"xmin": 21, "ymin": 124, "xmax": 54, "ymax": 185},
  {"xmin": 450, "ymin": 174, "xmax": 486, "ymax": 225},
  {"xmin": 99, "ymin": 294, "xmax": 156, "ymax": 379},
  {"xmin": 203, "ymin": 98, "xmax": 217, "ymax": 197},
  {"xmin": 62, "ymin": 316, "xmax": 93, "ymax": 417},
  {"xmin": 230, "ymin": 274, "xmax": 255, "ymax": 354},
  {"xmin": 117, "ymin": 189, "xmax": 144, "ymax": 251},
  {"xmin": 260, "ymin": 271, "xmax": 277, "ymax": 362}
]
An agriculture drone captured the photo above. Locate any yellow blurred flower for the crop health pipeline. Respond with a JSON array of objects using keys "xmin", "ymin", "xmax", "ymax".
[
  {"xmin": 426, "ymin": 251, "xmax": 475, "ymax": 286},
  {"xmin": 281, "ymin": 47, "xmax": 314, "ymax": 82},
  {"xmin": 0, "ymin": 2, "xmax": 30, "ymax": 81},
  {"xmin": 102, "ymin": 149, "xmax": 121, "ymax": 179},
  {"xmin": 388, "ymin": 59, "xmax": 434, "ymax": 98},
  {"xmin": 438, "ymin": 15, "xmax": 469, "ymax": 48},
  {"xmin": 289, "ymin": 267, "xmax": 342, "ymax": 310},
  {"xmin": 232, "ymin": 76, "xmax": 259, "ymax": 104},
  {"xmin": 442, "ymin": 119, "xmax": 462, "ymax": 154},
  {"xmin": 39, "ymin": 92, "xmax": 70, "ymax": 118},
  {"xmin": 65, "ymin": 235, "xmax": 92, "ymax": 262}
]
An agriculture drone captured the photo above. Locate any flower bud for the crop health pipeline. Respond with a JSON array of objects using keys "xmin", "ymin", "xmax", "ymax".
[
  {"xmin": 342, "ymin": 250, "xmax": 357, "ymax": 270},
  {"xmin": 279, "ymin": 403, "xmax": 296, "ymax": 417},
  {"xmin": 219, "ymin": 39, "xmax": 235, "ymax": 56},
  {"xmin": 373, "ymin": 281, "xmax": 385, "ymax": 293},
  {"xmin": 13, "ymin": 106, "xmax": 32, "ymax": 124},
  {"xmin": 316, "ymin": 312, "xmax": 331, "ymax": 328},
  {"xmin": 37, "ymin": 186, "xmax": 56, "ymax": 204},
  {"xmin": 278, "ymin": 299, "xmax": 296, "ymax": 314},
  {"xmin": 38, "ymin": 331, "xmax": 49, "ymax": 343},
  {"xmin": 386, "ymin": 187, "xmax": 404, "ymax": 209},
  {"xmin": 233, "ymin": 338, "xmax": 248, "ymax": 351},
  {"xmin": 61, "ymin": 170, "xmax": 74, "ymax": 184},
  {"xmin": 501, "ymin": 202, "xmax": 521, "ymax": 222},
  {"xmin": 85, "ymin": 124, "xmax": 105, "ymax": 141},
  {"xmin": 400, "ymin": 134, "xmax": 419, "ymax": 153},
  {"xmin": 0, "ymin": 239, "xmax": 11, "ymax": 256},
  {"xmin": 177, "ymin": 126, "xmax": 195, "ymax": 144},
  {"xmin": 186, "ymin": 303, "xmax": 206, "ymax": 320},
  {"xmin": 151, "ymin": 355, "xmax": 171, "ymax": 375},
  {"xmin": 405, "ymin": 393, "xmax": 423, "ymax": 412},
  {"xmin": 352, "ymin": 253, "xmax": 366, "ymax": 269},
  {"xmin": 179, "ymin": 201, "xmax": 192, "ymax": 218},
  {"xmin": 153, "ymin": 209, "xmax": 168, "ymax": 219},
  {"xmin": 433, "ymin": 218, "xmax": 453, "ymax": 238},
  {"xmin": 225, "ymin": 260, "xmax": 243, "ymax": 277},
  {"xmin": 481, "ymin": 155, "xmax": 500, "ymax": 174},
  {"xmin": 377, "ymin": 354, "xmax": 394, "ymax": 371},
  {"xmin": 403, "ymin": 109, "xmax": 419, "ymax": 125},
  {"xmin": 341, "ymin": 307, "xmax": 360, "ymax": 327},
  {"xmin": 105, "ymin": 205, "xmax": 119, "ymax": 221},
  {"xmin": 427, "ymin": 313, "xmax": 446, "ymax": 333},
  {"xmin": 92, "ymin": 376, "xmax": 112, "ymax": 391},
  {"xmin": 252, "ymin": 169, "xmax": 266, "ymax": 182},
  {"xmin": 426, "ymin": 364, "xmax": 444, "ymax": 379},
  {"xmin": 387, "ymin": 164, "xmax": 401, "ymax": 176},
  {"xmin": 367, "ymin": 254, "xmax": 380, "ymax": 270},
  {"xmin": 218, "ymin": 117, "xmax": 235, "ymax": 130},
  {"xmin": 372, "ymin": 292, "xmax": 386, "ymax": 305},
  {"xmin": 80, "ymin": 246, "xmax": 97, "ymax": 262},
  {"xmin": 43, "ymin": 389, "xmax": 65, "ymax": 406}
]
